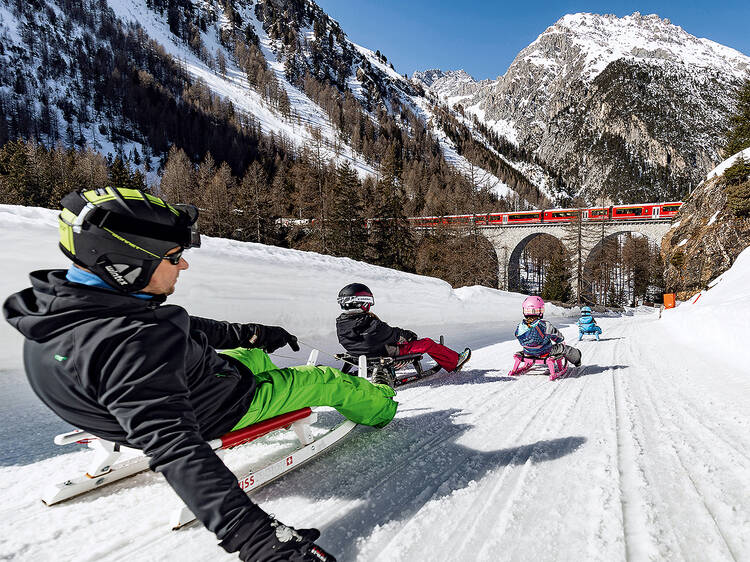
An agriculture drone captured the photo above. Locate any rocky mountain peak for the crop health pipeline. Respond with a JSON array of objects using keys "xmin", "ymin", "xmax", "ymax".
[
  {"xmin": 411, "ymin": 69, "xmax": 482, "ymax": 101},
  {"xmin": 441, "ymin": 11, "xmax": 750, "ymax": 203},
  {"xmin": 412, "ymin": 69, "xmax": 475, "ymax": 86},
  {"xmin": 532, "ymin": 12, "xmax": 750, "ymax": 82}
]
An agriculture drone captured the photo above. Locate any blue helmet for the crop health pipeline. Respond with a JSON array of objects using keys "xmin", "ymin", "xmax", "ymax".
[{"xmin": 581, "ymin": 306, "xmax": 592, "ymax": 314}]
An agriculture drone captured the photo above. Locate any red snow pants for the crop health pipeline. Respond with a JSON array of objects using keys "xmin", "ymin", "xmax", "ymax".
[{"xmin": 397, "ymin": 338, "xmax": 459, "ymax": 372}]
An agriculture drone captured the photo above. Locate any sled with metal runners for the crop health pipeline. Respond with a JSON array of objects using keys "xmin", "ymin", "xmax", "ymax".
[
  {"xmin": 41, "ymin": 349, "xmax": 357, "ymax": 529},
  {"xmin": 335, "ymin": 336, "xmax": 446, "ymax": 387}
]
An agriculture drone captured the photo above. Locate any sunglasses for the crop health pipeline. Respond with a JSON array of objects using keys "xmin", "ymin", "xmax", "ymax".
[{"xmin": 163, "ymin": 249, "xmax": 184, "ymax": 265}]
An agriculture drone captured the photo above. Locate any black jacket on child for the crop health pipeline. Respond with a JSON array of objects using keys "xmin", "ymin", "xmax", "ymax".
[{"xmin": 336, "ymin": 310, "xmax": 414, "ymax": 357}]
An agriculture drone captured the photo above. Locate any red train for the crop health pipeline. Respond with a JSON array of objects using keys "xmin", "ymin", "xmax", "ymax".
[{"xmin": 407, "ymin": 202, "xmax": 683, "ymax": 228}]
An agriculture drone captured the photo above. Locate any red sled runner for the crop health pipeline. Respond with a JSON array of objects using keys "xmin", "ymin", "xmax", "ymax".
[
  {"xmin": 41, "ymin": 350, "xmax": 356, "ymax": 529},
  {"xmin": 507, "ymin": 351, "xmax": 570, "ymax": 381}
]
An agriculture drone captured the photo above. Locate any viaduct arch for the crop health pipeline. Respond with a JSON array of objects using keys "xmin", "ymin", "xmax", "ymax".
[{"xmin": 480, "ymin": 220, "xmax": 673, "ymax": 299}]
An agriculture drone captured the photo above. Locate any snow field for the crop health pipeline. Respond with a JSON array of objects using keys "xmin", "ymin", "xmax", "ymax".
[{"xmin": 0, "ymin": 205, "xmax": 748, "ymax": 561}]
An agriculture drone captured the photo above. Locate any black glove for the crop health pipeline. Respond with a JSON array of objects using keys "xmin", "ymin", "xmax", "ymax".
[
  {"xmin": 400, "ymin": 329, "xmax": 418, "ymax": 342},
  {"xmin": 247, "ymin": 324, "xmax": 300, "ymax": 353},
  {"xmin": 225, "ymin": 514, "xmax": 337, "ymax": 562}
]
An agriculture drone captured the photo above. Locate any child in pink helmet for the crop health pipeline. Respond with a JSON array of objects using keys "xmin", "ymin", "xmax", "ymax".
[{"xmin": 514, "ymin": 296, "xmax": 581, "ymax": 366}]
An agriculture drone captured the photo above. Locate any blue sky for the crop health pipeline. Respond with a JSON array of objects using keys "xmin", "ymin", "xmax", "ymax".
[{"xmin": 315, "ymin": 1, "xmax": 750, "ymax": 80}]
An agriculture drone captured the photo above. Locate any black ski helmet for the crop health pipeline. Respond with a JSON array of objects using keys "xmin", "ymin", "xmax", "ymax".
[
  {"xmin": 337, "ymin": 283, "xmax": 374, "ymax": 311},
  {"xmin": 58, "ymin": 187, "xmax": 200, "ymax": 293}
]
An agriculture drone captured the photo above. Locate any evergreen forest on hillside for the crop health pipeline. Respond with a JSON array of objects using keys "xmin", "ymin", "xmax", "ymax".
[{"xmin": 1, "ymin": 0, "xmax": 748, "ymax": 305}]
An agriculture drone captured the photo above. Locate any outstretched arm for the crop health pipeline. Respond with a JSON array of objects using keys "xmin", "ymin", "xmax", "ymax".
[
  {"xmin": 190, "ymin": 316, "xmax": 298, "ymax": 352},
  {"xmin": 544, "ymin": 321, "xmax": 565, "ymax": 343}
]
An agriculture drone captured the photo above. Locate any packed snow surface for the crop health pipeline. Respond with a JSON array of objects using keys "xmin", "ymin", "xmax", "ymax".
[{"xmin": 0, "ymin": 205, "xmax": 748, "ymax": 561}]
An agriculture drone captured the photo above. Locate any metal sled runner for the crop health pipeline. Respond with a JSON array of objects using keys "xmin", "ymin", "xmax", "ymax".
[{"xmin": 335, "ymin": 336, "xmax": 445, "ymax": 387}]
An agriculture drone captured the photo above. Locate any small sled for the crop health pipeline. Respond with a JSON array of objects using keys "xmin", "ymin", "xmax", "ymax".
[
  {"xmin": 40, "ymin": 350, "xmax": 357, "ymax": 529},
  {"xmin": 335, "ymin": 336, "xmax": 445, "ymax": 387},
  {"xmin": 578, "ymin": 325, "xmax": 602, "ymax": 341},
  {"xmin": 508, "ymin": 351, "xmax": 569, "ymax": 381}
]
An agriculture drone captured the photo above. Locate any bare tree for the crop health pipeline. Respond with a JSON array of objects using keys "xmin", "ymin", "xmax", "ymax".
[{"xmin": 159, "ymin": 146, "xmax": 196, "ymax": 204}]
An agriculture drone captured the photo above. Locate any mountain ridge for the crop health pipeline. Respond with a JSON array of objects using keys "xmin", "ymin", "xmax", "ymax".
[{"xmin": 418, "ymin": 11, "xmax": 750, "ymax": 203}]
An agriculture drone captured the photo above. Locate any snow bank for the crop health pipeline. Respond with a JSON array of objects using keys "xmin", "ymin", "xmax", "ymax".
[
  {"xmin": 0, "ymin": 204, "xmax": 561, "ymax": 363},
  {"xmin": 705, "ymin": 146, "xmax": 750, "ymax": 181},
  {"xmin": 660, "ymin": 246, "xmax": 750, "ymax": 355}
]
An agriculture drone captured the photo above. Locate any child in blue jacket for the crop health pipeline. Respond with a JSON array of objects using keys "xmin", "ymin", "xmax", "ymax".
[{"xmin": 577, "ymin": 306, "xmax": 603, "ymax": 340}]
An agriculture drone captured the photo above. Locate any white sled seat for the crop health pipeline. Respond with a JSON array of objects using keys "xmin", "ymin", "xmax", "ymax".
[{"xmin": 42, "ymin": 407, "xmax": 318, "ymax": 507}]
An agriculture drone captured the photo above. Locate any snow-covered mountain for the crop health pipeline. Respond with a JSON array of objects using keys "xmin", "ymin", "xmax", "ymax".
[
  {"xmin": 419, "ymin": 12, "xmax": 750, "ymax": 203},
  {"xmin": 411, "ymin": 69, "xmax": 484, "ymax": 104},
  {"xmin": 2, "ymin": 4, "xmax": 747, "ymax": 208},
  {"xmin": 0, "ymin": 0, "xmax": 552, "ymax": 207}
]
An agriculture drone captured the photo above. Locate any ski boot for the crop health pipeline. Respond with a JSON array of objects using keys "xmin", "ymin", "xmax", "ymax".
[{"xmin": 454, "ymin": 348, "xmax": 471, "ymax": 372}]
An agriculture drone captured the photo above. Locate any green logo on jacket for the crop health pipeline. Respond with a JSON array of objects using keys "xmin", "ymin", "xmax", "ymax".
[{"xmin": 54, "ymin": 354, "xmax": 68, "ymax": 362}]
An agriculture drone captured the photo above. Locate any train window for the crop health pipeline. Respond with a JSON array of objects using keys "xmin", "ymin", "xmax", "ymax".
[
  {"xmin": 662, "ymin": 204, "xmax": 681, "ymax": 213},
  {"xmin": 550, "ymin": 211, "xmax": 579, "ymax": 218},
  {"xmin": 590, "ymin": 209, "xmax": 607, "ymax": 216},
  {"xmin": 509, "ymin": 213, "xmax": 539, "ymax": 220},
  {"xmin": 614, "ymin": 207, "xmax": 643, "ymax": 216}
]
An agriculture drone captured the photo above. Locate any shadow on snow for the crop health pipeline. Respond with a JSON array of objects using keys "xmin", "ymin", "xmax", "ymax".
[{"xmin": 252, "ymin": 408, "xmax": 587, "ymax": 559}]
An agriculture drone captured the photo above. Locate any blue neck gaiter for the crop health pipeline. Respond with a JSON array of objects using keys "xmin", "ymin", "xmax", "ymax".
[{"xmin": 66, "ymin": 265, "xmax": 153, "ymax": 300}]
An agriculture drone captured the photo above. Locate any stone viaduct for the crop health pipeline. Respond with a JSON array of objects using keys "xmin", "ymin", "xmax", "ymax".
[{"xmin": 479, "ymin": 219, "xmax": 674, "ymax": 298}]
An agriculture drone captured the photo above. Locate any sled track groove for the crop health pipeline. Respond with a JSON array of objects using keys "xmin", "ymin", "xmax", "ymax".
[
  {"xmin": 611, "ymin": 342, "xmax": 659, "ymax": 562},
  {"xmin": 454, "ymin": 377, "xmax": 587, "ymax": 559},
  {"xmin": 637, "ymin": 362, "xmax": 741, "ymax": 561}
]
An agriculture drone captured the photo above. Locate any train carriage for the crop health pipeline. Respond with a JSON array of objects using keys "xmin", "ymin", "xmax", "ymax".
[
  {"xmin": 403, "ymin": 202, "xmax": 682, "ymax": 228},
  {"xmin": 503, "ymin": 211, "xmax": 543, "ymax": 224},
  {"xmin": 543, "ymin": 209, "xmax": 580, "ymax": 222}
]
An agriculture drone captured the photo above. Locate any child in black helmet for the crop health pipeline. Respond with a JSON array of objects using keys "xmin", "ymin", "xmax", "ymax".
[{"xmin": 335, "ymin": 282, "xmax": 471, "ymax": 374}]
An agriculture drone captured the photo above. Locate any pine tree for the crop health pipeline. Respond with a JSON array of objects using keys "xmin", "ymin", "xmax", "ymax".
[
  {"xmin": 108, "ymin": 156, "xmax": 140, "ymax": 190},
  {"xmin": 541, "ymin": 248, "xmax": 572, "ymax": 302},
  {"xmin": 239, "ymin": 160, "xmax": 275, "ymax": 243},
  {"xmin": 368, "ymin": 145, "xmax": 414, "ymax": 272},
  {"xmin": 0, "ymin": 140, "xmax": 31, "ymax": 205},
  {"xmin": 562, "ymin": 212, "xmax": 599, "ymax": 305},
  {"xmin": 160, "ymin": 146, "xmax": 197, "ymax": 204},
  {"xmin": 328, "ymin": 161, "xmax": 367, "ymax": 261},
  {"xmin": 724, "ymin": 80, "xmax": 750, "ymax": 158}
]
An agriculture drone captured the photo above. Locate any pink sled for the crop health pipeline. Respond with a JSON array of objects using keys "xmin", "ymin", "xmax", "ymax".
[{"xmin": 508, "ymin": 352, "xmax": 569, "ymax": 381}]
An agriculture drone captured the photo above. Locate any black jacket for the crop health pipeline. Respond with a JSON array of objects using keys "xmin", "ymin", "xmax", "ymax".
[
  {"xmin": 3, "ymin": 270, "xmax": 269, "ymax": 550},
  {"xmin": 336, "ymin": 310, "xmax": 410, "ymax": 357}
]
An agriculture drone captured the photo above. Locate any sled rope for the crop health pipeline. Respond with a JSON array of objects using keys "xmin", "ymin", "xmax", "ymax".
[{"xmin": 295, "ymin": 339, "xmax": 361, "ymax": 369}]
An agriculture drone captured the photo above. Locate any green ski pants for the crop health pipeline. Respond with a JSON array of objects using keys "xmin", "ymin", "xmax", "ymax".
[{"xmin": 221, "ymin": 348, "xmax": 398, "ymax": 430}]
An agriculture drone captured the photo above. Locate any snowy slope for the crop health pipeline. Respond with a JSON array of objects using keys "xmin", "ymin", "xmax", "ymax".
[
  {"xmin": 1, "ymin": 205, "xmax": 748, "ymax": 561},
  {"xmin": 660, "ymin": 246, "xmax": 750, "ymax": 355},
  {"xmin": 706, "ymin": 146, "xmax": 750, "ymax": 181},
  {"xmin": 106, "ymin": 0, "xmax": 376, "ymax": 179}
]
